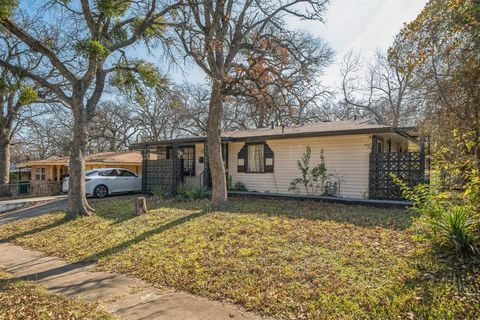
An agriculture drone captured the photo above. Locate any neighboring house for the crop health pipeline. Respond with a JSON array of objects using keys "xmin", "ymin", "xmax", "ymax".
[
  {"xmin": 19, "ymin": 151, "xmax": 142, "ymax": 182},
  {"xmin": 131, "ymin": 119, "xmax": 427, "ymax": 201},
  {"xmin": 9, "ymin": 164, "xmax": 31, "ymax": 182}
]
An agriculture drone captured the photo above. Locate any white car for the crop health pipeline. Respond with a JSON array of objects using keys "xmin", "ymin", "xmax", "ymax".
[{"xmin": 62, "ymin": 168, "xmax": 142, "ymax": 198}]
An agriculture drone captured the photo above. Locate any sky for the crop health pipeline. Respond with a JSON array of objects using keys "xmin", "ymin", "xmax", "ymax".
[
  {"xmin": 307, "ymin": 0, "xmax": 428, "ymax": 88},
  {"xmin": 20, "ymin": 0, "xmax": 428, "ymax": 90},
  {"xmin": 173, "ymin": 0, "xmax": 428, "ymax": 89}
]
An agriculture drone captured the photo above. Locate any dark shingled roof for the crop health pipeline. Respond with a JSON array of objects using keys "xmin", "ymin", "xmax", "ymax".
[
  {"xmin": 131, "ymin": 119, "xmax": 417, "ymax": 148},
  {"xmin": 222, "ymin": 119, "xmax": 388, "ymax": 139}
]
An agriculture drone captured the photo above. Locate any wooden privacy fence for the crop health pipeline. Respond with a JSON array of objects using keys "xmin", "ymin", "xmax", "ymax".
[{"xmin": 369, "ymin": 152, "xmax": 426, "ymax": 200}]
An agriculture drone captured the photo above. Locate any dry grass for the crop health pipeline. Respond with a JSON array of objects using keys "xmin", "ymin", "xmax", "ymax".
[
  {"xmin": 0, "ymin": 197, "xmax": 478, "ymax": 319},
  {"xmin": 0, "ymin": 270, "xmax": 114, "ymax": 320}
]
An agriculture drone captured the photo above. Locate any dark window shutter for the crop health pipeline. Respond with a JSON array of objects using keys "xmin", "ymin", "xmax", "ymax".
[
  {"xmin": 372, "ymin": 136, "xmax": 378, "ymax": 153},
  {"xmin": 237, "ymin": 144, "xmax": 248, "ymax": 173},
  {"xmin": 264, "ymin": 144, "xmax": 274, "ymax": 173}
]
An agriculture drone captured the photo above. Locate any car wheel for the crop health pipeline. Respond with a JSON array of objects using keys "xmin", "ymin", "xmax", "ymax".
[{"xmin": 94, "ymin": 185, "xmax": 109, "ymax": 198}]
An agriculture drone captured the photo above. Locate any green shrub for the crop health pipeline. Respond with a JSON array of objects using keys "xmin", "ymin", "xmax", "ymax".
[
  {"xmin": 232, "ymin": 181, "xmax": 248, "ymax": 192},
  {"xmin": 227, "ymin": 175, "xmax": 233, "ymax": 191},
  {"xmin": 428, "ymin": 206, "xmax": 478, "ymax": 254},
  {"xmin": 151, "ymin": 184, "xmax": 171, "ymax": 200},
  {"xmin": 189, "ymin": 186, "xmax": 209, "ymax": 200},
  {"xmin": 176, "ymin": 184, "xmax": 190, "ymax": 199},
  {"xmin": 289, "ymin": 146, "xmax": 328, "ymax": 195},
  {"xmin": 177, "ymin": 184, "xmax": 209, "ymax": 200},
  {"xmin": 393, "ymin": 176, "xmax": 479, "ymax": 256}
]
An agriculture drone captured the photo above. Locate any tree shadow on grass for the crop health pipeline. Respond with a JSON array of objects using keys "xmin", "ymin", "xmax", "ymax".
[
  {"xmin": 78, "ymin": 210, "xmax": 208, "ymax": 263},
  {"xmin": 225, "ymin": 197, "xmax": 416, "ymax": 231},
  {"xmin": 90, "ymin": 200, "xmax": 137, "ymax": 225},
  {"xmin": 0, "ymin": 219, "xmax": 66, "ymax": 243},
  {"xmin": 4, "ymin": 209, "xmax": 209, "ymax": 289},
  {"xmin": 157, "ymin": 197, "xmax": 415, "ymax": 230},
  {"xmin": 90, "ymin": 197, "xmax": 166, "ymax": 225}
]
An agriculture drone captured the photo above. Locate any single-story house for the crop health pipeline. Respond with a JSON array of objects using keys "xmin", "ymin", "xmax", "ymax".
[
  {"xmin": 18, "ymin": 151, "xmax": 142, "ymax": 182},
  {"xmin": 9, "ymin": 164, "xmax": 31, "ymax": 183},
  {"xmin": 131, "ymin": 119, "xmax": 427, "ymax": 201}
]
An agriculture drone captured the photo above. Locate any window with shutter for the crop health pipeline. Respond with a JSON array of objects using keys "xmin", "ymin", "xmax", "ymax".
[
  {"xmin": 264, "ymin": 144, "xmax": 274, "ymax": 173},
  {"xmin": 236, "ymin": 143, "xmax": 274, "ymax": 173},
  {"xmin": 237, "ymin": 144, "xmax": 248, "ymax": 172}
]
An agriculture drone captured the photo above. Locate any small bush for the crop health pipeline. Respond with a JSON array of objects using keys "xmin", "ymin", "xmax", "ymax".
[
  {"xmin": 233, "ymin": 181, "xmax": 248, "ymax": 192},
  {"xmin": 289, "ymin": 146, "xmax": 328, "ymax": 195},
  {"xmin": 227, "ymin": 175, "xmax": 233, "ymax": 191},
  {"xmin": 189, "ymin": 186, "xmax": 209, "ymax": 200},
  {"xmin": 177, "ymin": 184, "xmax": 209, "ymax": 200},
  {"xmin": 176, "ymin": 184, "xmax": 190, "ymax": 199},
  {"xmin": 393, "ymin": 176, "xmax": 479, "ymax": 256},
  {"xmin": 427, "ymin": 206, "xmax": 478, "ymax": 254},
  {"xmin": 151, "ymin": 184, "xmax": 171, "ymax": 200}
]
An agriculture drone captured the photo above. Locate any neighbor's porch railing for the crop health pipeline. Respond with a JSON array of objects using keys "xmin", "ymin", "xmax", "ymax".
[{"xmin": 0, "ymin": 181, "xmax": 63, "ymax": 199}]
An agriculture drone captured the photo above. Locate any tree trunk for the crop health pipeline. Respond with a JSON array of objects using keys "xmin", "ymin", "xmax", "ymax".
[
  {"xmin": 208, "ymin": 83, "xmax": 228, "ymax": 210},
  {"xmin": 258, "ymin": 104, "xmax": 267, "ymax": 128},
  {"xmin": 109, "ymin": 133, "xmax": 116, "ymax": 151},
  {"xmin": 65, "ymin": 106, "xmax": 93, "ymax": 220},
  {"xmin": 0, "ymin": 132, "xmax": 10, "ymax": 186}
]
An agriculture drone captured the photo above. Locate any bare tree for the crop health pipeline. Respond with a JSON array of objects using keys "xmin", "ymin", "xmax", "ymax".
[
  {"xmin": 176, "ymin": 0, "xmax": 331, "ymax": 209},
  {"xmin": 0, "ymin": 28, "xmax": 55, "ymax": 185},
  {"xmin": 0, "ymin": 1, "xmax": 181, "ymax": 219},
  {"xmin": 89, "ymin": 101, "xmax": 137, "ymax": 152},
  {"xmin": 17, "ymin": 109, "xmax": 72, "ymax": 160},
  {"xmin": 340, "ymin": 50, "xmax": 418, "ymax": 126},
  {"xmin": 132, "ymin": 84, "xmax": 188, "ymax": 141},
  {"xmin": 175, "ymin": 84, "xmax": 251, "ymax": 135}
]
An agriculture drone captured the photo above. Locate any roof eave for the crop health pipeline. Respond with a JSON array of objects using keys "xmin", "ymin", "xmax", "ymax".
[
  {"xmin": 130, "ymin": 126, "xmax": 421, "ymax": 148},
  {"xmin": 227, "ymin": 127, "xmax": 405, "ymax": 142},
  {"xmin": 130, "ymin": 136, "xmax": 210, "ymax": 149}
]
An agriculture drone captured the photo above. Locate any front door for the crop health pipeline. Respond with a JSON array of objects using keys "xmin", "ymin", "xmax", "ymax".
[{"xmin": 179, "ymin": 146, "xmax": 195, "ymax": 184}]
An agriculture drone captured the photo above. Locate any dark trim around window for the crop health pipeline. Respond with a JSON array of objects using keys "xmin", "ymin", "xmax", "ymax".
[{"xmin": 237, "ymin": 142, "xmax": 274, "ymax": 174}]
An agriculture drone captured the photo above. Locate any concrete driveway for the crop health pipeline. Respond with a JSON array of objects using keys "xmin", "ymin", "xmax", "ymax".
[
  {"xmin": 0, "ymin": 197, "xmax": 68, "ymax": 225},
  {"xmin": 0, "ymin": 194, "xmax": 143, "ymax": 226}
]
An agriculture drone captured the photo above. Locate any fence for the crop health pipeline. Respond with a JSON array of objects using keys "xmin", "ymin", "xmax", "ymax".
[
  {"xmin": 369, "ymin": 152, "xmax": 426, "ymax": 200},
  {"xmin": 0, "ymin": 181, "xmax": 63, "ymax": 199}
]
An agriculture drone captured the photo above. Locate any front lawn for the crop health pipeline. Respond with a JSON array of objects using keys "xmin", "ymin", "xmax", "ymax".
[
  {"xmin": 0, "ymin": 198, "xmax": 478, "ymax": 319},
  {"xmin": 0, "ymin": 270, "xmax": 114, "ymax": 320}
]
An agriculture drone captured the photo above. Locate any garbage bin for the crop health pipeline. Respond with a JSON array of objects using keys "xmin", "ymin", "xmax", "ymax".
[{"xmin": 18, "ymin": 181, "xmax": 30, "ymax": 194}]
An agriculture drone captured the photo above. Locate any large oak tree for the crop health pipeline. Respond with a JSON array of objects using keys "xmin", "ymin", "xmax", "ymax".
[
  {"xmin": 0, "ymin": 0, "xmax": 181, "ymax": 219},
  {"xmin": 176, "ymin": 0, "xmax": 331, "ymax": 209}
]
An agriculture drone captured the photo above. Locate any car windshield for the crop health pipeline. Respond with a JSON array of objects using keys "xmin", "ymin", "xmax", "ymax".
[{"xmin": 86, "ymin": 170, "xmax": 98, "ymax": 176}]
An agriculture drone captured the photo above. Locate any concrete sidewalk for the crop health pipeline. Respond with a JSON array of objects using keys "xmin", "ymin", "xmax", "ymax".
[{"xmin": 0, "ymin": 243, "xmax": 261, "ymax": 320}]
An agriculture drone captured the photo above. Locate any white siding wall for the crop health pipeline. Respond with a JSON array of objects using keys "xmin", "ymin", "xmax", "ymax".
[{"xmin": 228, "ymin": 135, "xmax": 372, "ymax": 199}]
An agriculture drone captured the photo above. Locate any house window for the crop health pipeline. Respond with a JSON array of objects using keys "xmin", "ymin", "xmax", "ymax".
[
  {"xmin": 237, "ymin": 143, "xmax": 274, "ymax": 173},
  {"xmin": 178, "ymin": 146, "xmax": 195, "ymax": 177},
  {"xmin": 247, "ymin": 144, "xmax": 265, "ymax": 173},
  {"xmin": 376, "ymin": 140, "xmax": 384, "ymax": 153},
  {"xmin": 35, "ymin": 168, "xmax": 46, "ymax": 181}
]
